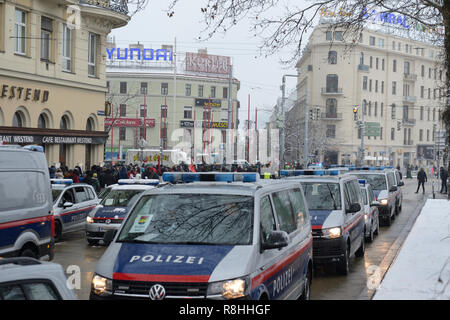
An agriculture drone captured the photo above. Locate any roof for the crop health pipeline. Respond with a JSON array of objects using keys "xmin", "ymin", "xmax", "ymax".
[{"xmin": 110, "ymin": 184, "xmax": 156, "ymax": 191}]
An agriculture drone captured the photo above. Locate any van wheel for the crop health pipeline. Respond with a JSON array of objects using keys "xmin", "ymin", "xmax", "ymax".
[
  {"xmin": 299, "ymin": 266, "xmax": 312, "ymax": 300},
  {"xmin": 336, "ymin": 245, "xmax": 350, "ymax": 275},
  {"xmin": 374, "ymin": 217, "xmax": 380, "ymax": 236},
  {"xmin": 385, "ymin": 209, "xmax": 392, "ymax": 226},
  {"xmin": 87, "ymin": 239, "xmax": 99, "ymax": 246},
  {"xmin": 20, "ymin": 247, "xmax": 37, "ymax": 259},
  {"xmin": 54, "ymin": 221, "xmax": 62, "ymax": 242},
  {"xmin": 366, "ymin": 224, "xmax": 374, "ymax": 243},
  {"xmin": 355, "ymin": 235, "xmax": 365, "ymax": 257}
]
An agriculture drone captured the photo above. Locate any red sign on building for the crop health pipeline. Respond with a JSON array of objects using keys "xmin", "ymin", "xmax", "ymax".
[{"xmin": 185, "ymin": 52, "xmax": 230, "ymax": 74}]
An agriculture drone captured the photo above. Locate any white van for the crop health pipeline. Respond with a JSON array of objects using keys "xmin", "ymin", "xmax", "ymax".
[{"xmin": 0, "ymin": 145, "xmax": 54, "ymax": 260}]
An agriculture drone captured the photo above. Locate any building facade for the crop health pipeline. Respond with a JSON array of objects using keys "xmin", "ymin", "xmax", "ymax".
[
  {"xmin": 105, "ymin": 43, "xmax": 240, "ymax": 164},
  {"xmin": 0, "ymin": 0, "xmax": 130, "ymax": 169},
  {"xmin": 294, "ymin": 22, "xmax": 445, "ymax": 167}
]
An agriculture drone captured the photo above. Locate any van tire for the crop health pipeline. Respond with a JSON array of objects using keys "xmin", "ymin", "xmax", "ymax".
[
  {"xmin": 355, "ymin": 235, "xmax": 365, "ymax": 257},
  {"xmin": 366, "ymin": 224, "xmax": 374, "ymax": 243},
  {"xmin": 336, "ymin": 245, "xmax": 350, "ymax": 275},
  {"xmin": 299, "ymin": 265, "xmax": 312, "ymax": 300},
  {"xmin": 20, "ymin": 247, "xmax": 38, "ymax": 259},
  {"xmin": 385, "ymin": 209, "xmax": 392, "ymax": 226},
  {"xmin": 54, "ymin": 221, "xmax": 62, "ymax": 242}
]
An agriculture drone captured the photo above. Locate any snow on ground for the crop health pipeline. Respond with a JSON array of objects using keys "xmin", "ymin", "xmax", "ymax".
[{"xmin": 373, "ymin": 199, "xmax": 450, "ymax": 300}]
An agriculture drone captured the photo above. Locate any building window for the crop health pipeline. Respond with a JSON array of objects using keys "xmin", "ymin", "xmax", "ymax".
[
  {"xmin": 392, "ymin": 41, "xmax": 395, "ymax": 50},
  {"xmin": 381, "ymin": 103, "xmax": 384, "ymax": 117},
  {"xmin": 328, "ymin": 51, "xmax": 337, "ymax": 64},
  {"xmin": 362, "ymin": 76, "xmax": 368, "ymax": 90},
  {"xmin": 374, "ymin": 102, "xmax": 378, "ymax": 116},
  {"xmin": 378, "ymin": 38, "xmax": 384, "ymax": 48},
  {"xmin": 428, "ymin": 88, "xmax": 431, "ymax": 99},
  {"xmin": 370, "ymin": 56, "xmax": 373, "ymax": 68},
  {"xmin": 223, "ymin": 87, "xmax": 228, "ymax": 99},
  {"xmin": 419, "ymin": 129, "xmax": 423, "ymax": 141},
  {"xmin": 369, "ymin": 79, "xmax": 372, "ymax": 92},
  {"xmin": 375, "ymin": 80, "xmax": 378, "ymax": 93},
  {"xmin": 106, "ymin": 81, "xmax": 110, "ymax": 93},
  {"xmin": 140, "ymin": 104, "xmax": 147, "ymax": 117},
  {"xmin": 325, "ymin": 31, "xmax": 332, "ymax": 41},
  {"xmin": 161, "ymin": 105, "xmax": 168, "ymax": 118},
  {"xmin": 119, "ymin": 127, "xmax": 126, "ymax": 140},
  {"xmin": 369, "ymin": 36, "xmax": 375, "ymax": 46},
  {"xmin": 376, "ymin": 58, "xmax": 379, "ymax": 69},
  {"xmin": 392, "ymin": 81, "xmax": 397, "ymax": 95},
  {"xmin": 326, "ymin": 125, "xmax": 336, "ymax": 138},
  {"xmin": 161, "ymin": 83, "xmax": 169, "ymax": 95},
  {"xmin": 185, "ymin": 84, "xmax": 191, "ymax": 96},
  {"xmin": 421, "ymin": 86, "xmax": 424, "ymax": 98},
  {"xmin": 421, "ymin": 65, "xmax": 425, "ymax": 77},
  {"xmin": 429, "ymin": 68, "xmax": 432, "ymax": 79},
  {"xmin": 427, "ymin": 129, "xmax": 430, "ymax": 141},
  {"xmin": 391, "ymin": 104, "xmax": 396, "ymax": 119},
  {"xmin": 198, "ymin": 85, "xmax": 204, "ymax": 97},
  {"xmin": 14, "ymin": 9, "xmax": 27, "ymax": 54},
  {"xmin": 382, "ymin": 59, "xmax": 385, "ymax": 70},
  {"xmin": 88, "ymin": 32, "xmax": 98, "ymax": 77},
  {"xmin": 381, "ymin": 81, "xmax": 384, "ymax": 94},
  {"xmin": 326, "ymin": 98, "xmax": 337, "ymax": 117},
  {"xmin": 41, "ymin": 16, "xmax": 52, "ymax": 61},
  {"xmin": 427, "ymin": 107, "xmax": 430, "ymax": 121},
  {"xmin": 12, "ymin": 111, "xmax": 25, "ymax": 127},
  {"xmin": 420, "ymin": 106, "xmax": 424, "ymax": 120},
  {"xmin": 360, "ymin": 52, "xmax": 364, "ymax": 65},
  {"xmin": 433, "ymin": 108, "xmax": 436, "ymax": 121},
  {"xmin": 210, "ymin": 86, "xmax": 216, "ymax": 98},
  {"xmin": 62, "ymin": 24, "xmax": 72, "ymax": 72},
  {"xmin": 404, "ymin": 61, "xmax": 410, "ymax": 75},
  {"xmin": 140, "ymin": 82, "xmax": 148, "ymax": 94},
  {"xmin": 334, "ymin": 31, "xmax": 342, "ymax": 41},
  {"xmin": 184, "ymin": 106, "xmax": 192, "ymax": 119},
  {"xmin": 391, "ymin": 128, "xmax": 395, "ymax": 140},
  {"xmin": 119, "ymin": 104, "xmax": 126, "ymax": 117},
  {"xmin": 326, "ymin": 74, "xmax": 338, "ymax": 93},
  {"xmin": 120, "ymin": 82, "xmax": 127, "ymax": 94},
  {"xmin": 393, "ymin": 59, "xmax": 397, "ymax": 72}
]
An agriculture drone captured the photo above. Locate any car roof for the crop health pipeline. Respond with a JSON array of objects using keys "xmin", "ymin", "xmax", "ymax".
[
  {"xmin": 110, "ymin": 184, "xmax": 156, "ymax": 191},
  {"xmin": 287, "ymin": 175, "xmax": 356, "ymax": 183},
  {"xmin": 51, "ymin": 183, "xmax": 93, "ymax": 190}
]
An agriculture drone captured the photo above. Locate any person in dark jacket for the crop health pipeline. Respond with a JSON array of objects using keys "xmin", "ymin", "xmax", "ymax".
[
  {"xmin": 415, "ymin": 168, "xmax": 427, "ymax": 194},
  {"xmin": 100, "ymin": 168, "xmax": 116, "ymax": 188},
  {"xmin": 118, "ymin": 165, "xmax": 129, "ymax": 180},
  {"xmin": 440, "ymin": 167, "xmax": 448, "ymax": 194}
]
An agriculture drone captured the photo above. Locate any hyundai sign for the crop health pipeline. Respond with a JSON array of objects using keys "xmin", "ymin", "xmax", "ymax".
[{"xmin": 106, "ymin": 48, "xmax": 173, "ymax": 61}]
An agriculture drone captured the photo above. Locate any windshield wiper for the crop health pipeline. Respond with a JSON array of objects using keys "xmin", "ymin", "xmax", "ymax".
[{"xmin": 326, "ymin": 184, "xmax": 338, "ymax": 210}]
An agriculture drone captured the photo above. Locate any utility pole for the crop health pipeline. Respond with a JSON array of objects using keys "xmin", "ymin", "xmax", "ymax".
[
  {"xmin": 360, "ymin": 103, "xmax": 365, "ymax": 165},
  {"xmin": 227, "ymin": 64, "xmax": 233, "ymax": 164},
  {"xmin": 280, "ymin": 74, "xmax": 297, "ymax": 170},
  {"xmin": 304, "ymin": 87, "xmax": 309, "ymax": 167}
]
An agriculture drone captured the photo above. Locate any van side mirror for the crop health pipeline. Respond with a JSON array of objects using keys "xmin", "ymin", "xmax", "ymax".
[
  {"xmin": 103, "ymin": 229, "xmax": 118, "ymax": 245},
  {"xmin": 389, "ymin": 186, "xmax": 398, "ymax": 192},
  {"xmin": 261, "ymin": 230, "xmax": 289, "ymax": 251},
  {"xmin": 63, "ymin": 202, "xmax": 73, "ymax": 209},
  {"xmin": 346, "ymin": 203, "xmax": 361, "ymax": 214}
]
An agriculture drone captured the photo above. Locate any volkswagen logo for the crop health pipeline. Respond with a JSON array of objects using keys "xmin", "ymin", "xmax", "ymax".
[
  {"xmin": 149, "ymin": 284, "xmax": 166, "ymax": 300},
  {"xmin": 105, "ymin": 219, "xmax": 111, "ymax": 224}
]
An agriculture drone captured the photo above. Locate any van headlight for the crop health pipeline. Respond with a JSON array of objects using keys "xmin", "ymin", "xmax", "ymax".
[
  {"xmin": 86, "ymin": 216, "xmax": 94, "ymax": 224},
  {"xmin": 207, "ymin": 277, "xmax": 249, "ymax": 299},
  {"xmin": 91, "ymin": 274, "xmax": 112, "ymax": 296},
  {"xmin": 87, "ymin": 205, "xmax": 101, "ymax": 224},
  {"xmin": 380, "ymin": 199, "xmax": 388, "ymax": 206},
  {"xmin": 322, "ymin": 227, "xmax": 341, "ymax": 239}
]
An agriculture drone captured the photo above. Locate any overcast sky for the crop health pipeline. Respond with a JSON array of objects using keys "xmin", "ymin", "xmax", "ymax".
[{"xmin": 109, "ymin": 0, "xmax": 302, "ymax": 128}]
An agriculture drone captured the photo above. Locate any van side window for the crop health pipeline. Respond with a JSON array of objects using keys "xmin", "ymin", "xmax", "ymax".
[
  {"xmin": 86, "ymin": 187, "xmax": 95, "ymax": 200},
  {"xmin": 60, "ymin": 189, "xmax": 75, "ymax": 206},
  {"xmin": 75, "ymin": 187, "xmax": 88, "ymax": 203},
  {"xmin": 343, "ymin": 183, "xmax": 352, "ymax": 211},
  {"xmin": 260, "ymin": 196, "xmax": 276, "ymax": 244},
  {"xmin": 272, "ymin": 190, "xmax": 296, "ymax": 234},
  {"xmin": 387, "ymin": 173, "xmax": 395, "ymax": 189},
  {"xmin": 287, "ymin": 188, "xmax": 309, "ymax": 231},
  {"xmin": 361, "ymin": 189, "xmax": 368, "ymax": 205}
]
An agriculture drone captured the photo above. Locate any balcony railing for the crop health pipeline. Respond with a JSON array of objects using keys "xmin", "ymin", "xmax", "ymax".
[
  {"xmin": 402, "ymin": 118, "xmax": 416, "ymax": 126},
  {"xmin": 321, "ymin": 87, "xmax": 343, "ymax": 95},
  {"xmin": 404, "ymin": 73, "xmax": 417, "ymax": 81},
  {"xmin": 79, "ymin": 0, "xmax": 129, "ymax": 15},
  {"xmin": 321, "ymin": 112, "xmax": 343, "ymax": 120},
  {"xmin": 403, "ymin": 96, "xmax": 417, "ymax": 103}
]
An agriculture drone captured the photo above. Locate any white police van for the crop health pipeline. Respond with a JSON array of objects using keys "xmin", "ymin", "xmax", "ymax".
[
  {"xmin": 90, "ymin": 172, "xmax": 313, "ymax": 300},
  {"xmin": 281, "ymin": 169, "xmax": 365, "ymax": 275},
  {"xmin": 86, "ymin": 179, "xmax": 159, "ymax": 246},
  {"xmin": 51, "ymin": 179, "xmax": 99, "ymax": 242},
  {"xmin": 0, "ymin": 145, "xmax": 54, "ymax": 260},
  {"xmin": 347, "ymin": 167, "xmax": 398, "ymax": 226},
  {"xmin": 357, "ymin": 180, "xmax": 380, "ymax": 243}
]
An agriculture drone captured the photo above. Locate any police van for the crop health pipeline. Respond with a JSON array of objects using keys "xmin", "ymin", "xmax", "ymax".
[
  {"xmin": 51, "ymin": 179, "xmax": 99, "ymax": 242},
  {"xmin": 357, "ymin": 180, "xmax": 380, "ymax": 243},
  {"xmin": 281, "ymin": 169, "xmax": 365, "ymax": 275},
  {"xmin": 346, "ymin": 167, "xmax": 398, "ymax": 226},
  {"xmin": 0, "ymin": 145, "xmax": 54, "ymax": 260},
  {"xmin": 86, "ymin": 179, "xmax": 159, "ymax": 246},
  {"xmin": 386, "ymin": 168, "xmax": 404, "ymax": 214},
  {"xmin": 90, "ymin": 172, "xmax": 313, "ymax": 300}
]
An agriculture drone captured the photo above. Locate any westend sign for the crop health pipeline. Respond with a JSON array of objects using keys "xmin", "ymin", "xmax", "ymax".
[
  {"xmin": 106, "ymin": 48, "xmax": 173, "ymax": 61},
  {"xmin": 0, "ymin": 134, "xmax": 105, "ymax": 145}
]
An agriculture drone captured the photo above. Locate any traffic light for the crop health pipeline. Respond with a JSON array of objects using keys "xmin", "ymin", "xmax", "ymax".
[
  {"xmin": 397, "ymin": 120, "xmax": 401, "ymax": 131},
  {"xmin": 316, "ymin": 108, "xmax": 320, "ymax": 120},
  {"xmin": 353, "ymin": 107, "xmax": 358, "ymax": 121},
  {"xmin": 309, "ymin": 109, "xmax": 315, "ymax": 120}
]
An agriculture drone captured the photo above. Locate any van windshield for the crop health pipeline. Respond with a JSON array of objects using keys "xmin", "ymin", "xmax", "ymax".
[
  {"xmin": 117, "ymin": 194, "xmax": 253, "ymax": 245},
  {"xmin": 101, "ymin": 190, "xmax": 143, "ymax": 207},
  {"xmin": 350, "ymin": 174, "xmax": 387, "ymax": 190},
  {"xmin": 301, "ymin": 182, "xmax": 341, "ymax": 211}
]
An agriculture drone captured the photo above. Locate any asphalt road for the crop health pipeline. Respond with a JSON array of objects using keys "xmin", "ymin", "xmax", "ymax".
[{"xmin": 52, "ymin": 177, "xmax": 433, "ymax": 300}]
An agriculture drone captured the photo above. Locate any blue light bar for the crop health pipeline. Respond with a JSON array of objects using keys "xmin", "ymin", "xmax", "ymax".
[
  {"xmin": 328, "ymin": 170, "xmax": 340, "ymax": 176},
  {"xmin": 23, "ymin": 145, "xmax": 44, "ymax": 152},
  {"xmin": 162, "ymin": 172, "xmax": 260, "ymax": 183},
  {"xmin": 118, "ymin": 179, "xmax": 159, "ymax": 186},
  {"xmin": 358, "ymin": 179, "xmax": 366, "ymax": 185},
  {"xmin": 51, "ymin": 179, "xmax": 73, "ymax": 185}
]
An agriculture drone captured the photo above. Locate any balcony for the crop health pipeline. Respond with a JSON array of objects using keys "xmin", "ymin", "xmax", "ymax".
[
  {"xmin": 404, "ymin": 73, "xmax": 417, "ymax": 81},
  {"xmin": 402, "ymin": 96, "xmax": 417, "ymax": 103},
  {"xmin": 321, "ymin": 87, "xmax": 343, "ymax": 95},
  {"xmin": 321, "ymin": 112, "xmax": 343, "ymax": 120},
  {"xmin": 79, "ymin": 0, "xmax": 130, "ymax": 28},
  {"xmin": 80, "ymin": 0, "xmax": 128, "ymax": 14},
  {"xmin": 358, "ymin": 64, "xmax": 369, "ymax": 72},
  {"xmin": 402, "ymin": 118, "xmax": 416, "ymax": 126}
]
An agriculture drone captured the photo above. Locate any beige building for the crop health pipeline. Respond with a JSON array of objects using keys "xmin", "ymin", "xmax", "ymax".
[
  {"xmin": 0, "ymin": 0, "xmax": 130, "ymax": 169},
  {"xmin": 105, "ymin": 43, "xmax": 241, "ymax": 164},
  {"xmin": 294, "ymin": 22, "xmax": 445, "ymax": 167}
]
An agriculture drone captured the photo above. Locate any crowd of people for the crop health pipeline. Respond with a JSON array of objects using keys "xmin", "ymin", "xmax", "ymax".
[{"xmin": 48, "ymin": 161, "xmax": 267, "ymax": 194}]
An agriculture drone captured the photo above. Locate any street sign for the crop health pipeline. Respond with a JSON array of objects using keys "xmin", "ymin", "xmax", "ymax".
[{"xmin": 365, "ymin": 122, "xmax": 381, "ymax": 137}]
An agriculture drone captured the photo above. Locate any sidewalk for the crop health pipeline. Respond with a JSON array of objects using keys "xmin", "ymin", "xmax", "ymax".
[{"xmin": 373, "ymin": 197, "xmax": 450, "ymax": 299}]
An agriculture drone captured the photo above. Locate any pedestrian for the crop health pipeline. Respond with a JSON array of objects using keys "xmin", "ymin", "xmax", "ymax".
[
  {"xmin": 118, "ymin": 165, "xmax": 128, "ymax": 180},
  {"xmin": 415, "ymin": 167, "xmax": 427, "ymax": 194},
  {"xmin": 440, "ymin": 167, "xmax": 448, "ymax": 194}
]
